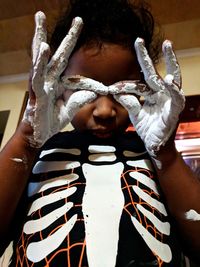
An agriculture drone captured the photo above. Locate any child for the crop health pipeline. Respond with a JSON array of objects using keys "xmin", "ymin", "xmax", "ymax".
[{"xmin": 0, "ymin": 0, "xmax": 200, "ymax": 266}]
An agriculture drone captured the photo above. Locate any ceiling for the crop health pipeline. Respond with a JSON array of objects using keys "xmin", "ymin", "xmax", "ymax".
[{"xmin": 0, "ymin": 0, "xmax": 200, "ymax": 77}]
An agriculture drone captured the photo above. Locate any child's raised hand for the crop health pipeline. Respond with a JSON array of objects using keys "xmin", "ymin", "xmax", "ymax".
[
  {"xmin": 23, "ymin": 12, "xmax": 97, "ymax": 147},
  {"xmin": 114, "ymin": 38, "xmax": 185, "ymax": 157}
]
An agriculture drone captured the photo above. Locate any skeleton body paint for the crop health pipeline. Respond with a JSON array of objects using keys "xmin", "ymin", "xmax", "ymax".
[{"xmin": 10, "ymin": 131, "xmax": 182, "ymax": 267}]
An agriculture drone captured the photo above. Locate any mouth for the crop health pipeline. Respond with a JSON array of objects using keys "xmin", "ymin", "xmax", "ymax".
[{"xmin": 92, "ymin": 130, "xmax": 114, "ymax": 138}]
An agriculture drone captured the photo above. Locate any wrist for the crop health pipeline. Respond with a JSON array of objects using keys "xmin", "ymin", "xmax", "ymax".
[
  {"xmin": 150, "ymin": 141, "xmax": 179, "ymax": 170},
  {"xmin": 4, "ymin": 122, "xmax": 39, "ymax": 162}
]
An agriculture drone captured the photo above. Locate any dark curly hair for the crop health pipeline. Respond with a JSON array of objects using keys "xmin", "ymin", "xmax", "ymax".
[{"xmin": 50, "ymin": 0, "xmax": 163, "ymax": 63}]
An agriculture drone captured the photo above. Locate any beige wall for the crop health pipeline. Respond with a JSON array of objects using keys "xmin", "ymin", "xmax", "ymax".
[
  {"xmin": 0, "ymin": 51, "xmax": 199, "ymax": 150},
  {"xmin": 0, "ymin": 81, "xmax": 27, "ymax": 149},
  {"xmin": 157, "ymin": 52, "xmax": 200, "ymax": 95}
]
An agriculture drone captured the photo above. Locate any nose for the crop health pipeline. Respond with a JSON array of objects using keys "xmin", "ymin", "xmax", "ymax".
[{"xmin": 93, "ymin": 95, "xmax": 116, "ymax": 121}]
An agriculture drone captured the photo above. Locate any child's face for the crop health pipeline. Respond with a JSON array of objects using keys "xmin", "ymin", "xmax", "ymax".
[{"xmin": 64, "ymin": 43, "xmax": 142, "ymax": 138}]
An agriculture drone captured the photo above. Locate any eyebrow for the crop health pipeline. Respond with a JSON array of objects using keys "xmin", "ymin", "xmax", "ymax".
[{"xmin": 62, "ymin": 75, "xmax": 150, "ymax": 96}]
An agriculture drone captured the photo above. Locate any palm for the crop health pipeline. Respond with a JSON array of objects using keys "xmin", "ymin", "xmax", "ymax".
[
  {"xmin": 114, "ymin": 38, "xmax": 185, "ymax": 156},
  {"xmin": 23, "ymin": 12, "xmax": 96, "ymax": 147}
]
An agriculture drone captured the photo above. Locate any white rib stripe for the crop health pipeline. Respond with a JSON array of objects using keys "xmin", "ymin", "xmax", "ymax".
[
  {"xmin": 133, "ymin": 186, "xmax": 167, "ymax": 216},
  {"xmin": 123, "ymin": 150, "xmax": 146, "ymax": 157},
  {"xmin": 28, "ymin": 173, "xmax": 79, "ymax": 197},
  {"xmin": 129, "ymin": 172, "xmax": 159, "ymax": 195},
  {"xmin": 28, "ymin": 187, "xmax": 76, "ymax": 216},
  {"xmin": 136, "ymin": 204, "xmax": 170, "ymax": 235},
  {"xmin": 88, "ymin": 145, "xmax": 116, "ymax": 153},
  {"xmin": 24, "ymin": 202, "xmax": 73, "ymax": 234},
  {"xmin": 32, "ymin": 161, "xmax": 80, "ymax": 174},
  {"xmin": 88, "ymin": 153, "xmax": 116, "ymax": 162},
  {"xmin": 26, "ymin": 214, "xmax": 77, "ymax": 263},
  {"xmin": 127, "ymin": 159, "xmax": 154, "ymax": 172},
  {"xmin": 131, "ymin": 216, "xmax": 172, "ymax": 263},
  {"xmin": 39, "ymin": 148, "xmax": 81, "ymax": 158}
]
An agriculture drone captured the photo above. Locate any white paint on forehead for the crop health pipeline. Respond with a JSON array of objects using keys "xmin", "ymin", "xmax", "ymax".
[
  {"xmin": 185, "ymin": 209, "xmax": 200, "ymax": 221},
  {"xmin": 88, "ymin": 145, "xmax": 116, "ymax": 153}
]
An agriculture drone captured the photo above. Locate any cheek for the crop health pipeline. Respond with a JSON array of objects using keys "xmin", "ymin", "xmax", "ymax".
[
  {"xmin": 117, "ymin": 107, "xmax": 130, "ymax": 126},
  {"xmin": 71, "ymin": 104, "xmax": 94, "ymax": 130}
]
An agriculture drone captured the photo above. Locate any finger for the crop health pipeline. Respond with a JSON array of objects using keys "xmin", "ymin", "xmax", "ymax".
[
  {"xmin": 32, "ymin": 11, "xmax": 47, "ymax": 65},
  {"xmin": 62, "ymin": 75, "xmax": 108, "ymax": 95},
  {"xmin": 28, "ymin": 69, "xmax": 36, "ymax": 106},
  {"xmin": 113, "ymin": 94, "xmax": 141, "ymax": 115},
  {"xmin": 58, "ymin": 90, "xmax": 97, "ymax": 127},
  {"xmin": 134, "ymin": 37, "xmax": 165, "ymax": 92},
  {"xmin": 162, "ymin": 40, "xmax": 181, "ymax": 88},
  {"xmin": 48, "ymin": 17, "xmax": 83, "ymax": 78},
  {"xmin": 109, "ymin": 80, "xmax": 151, "ymax": 96},
  {"xmin": 32, "ymin": 42, "xmax": 50, "ymax": 98}
]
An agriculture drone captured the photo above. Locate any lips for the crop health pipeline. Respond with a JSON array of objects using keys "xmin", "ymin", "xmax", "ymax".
[{"xmin": 92, "ymin": 129, "xmax": 114, "ymax": 138}]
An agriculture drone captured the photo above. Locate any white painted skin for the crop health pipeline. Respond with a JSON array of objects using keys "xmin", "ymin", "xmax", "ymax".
[
  {"xmin": 24, "ymin": 11, "xmax": 185, "ymax": 159},
  {"xmin": 185, "ymin": 209, "xmax": 200, "ymax": 221},
  {"xmin": 10, "ymin": 158, "xmax": 23, "ymax": 163},
  {"xmin": 10, "ymin": 156, "xmax": 28, "ymax": 169},
  {"xmin": 114, "ymin": 38, "xmax": 185, "ymax": 158},
  {"xmin": 62, "ymin": 75, "xmax": 149, "ymax": 96},
  {"xmin": 23, "ymin": 12, "xmax": 97, "ymax": 147}
]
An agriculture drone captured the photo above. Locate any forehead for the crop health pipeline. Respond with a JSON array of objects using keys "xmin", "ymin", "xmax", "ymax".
[{"xmin": 65, "ymin": 44, "xmax": 141, "ymax": 85}]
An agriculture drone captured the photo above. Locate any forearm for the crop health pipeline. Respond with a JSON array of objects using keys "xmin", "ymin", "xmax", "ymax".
[
  {"xmin": 152, "ymin": 143, "xmax": 200, "ymax": 260},
  {"xmin": 0, "ymin": 122, "xmax": 38, "ymax": 237}
]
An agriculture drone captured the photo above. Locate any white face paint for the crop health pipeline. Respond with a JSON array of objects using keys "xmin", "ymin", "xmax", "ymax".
[{"xmin": 185, "ymin": 209, "xmax": 200, "ymax": 221}]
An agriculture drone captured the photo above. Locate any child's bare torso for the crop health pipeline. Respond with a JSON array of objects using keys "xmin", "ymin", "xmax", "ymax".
[{"xmin": 11, "ymin": 131, "xmax": 184, "ymax": 267}]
